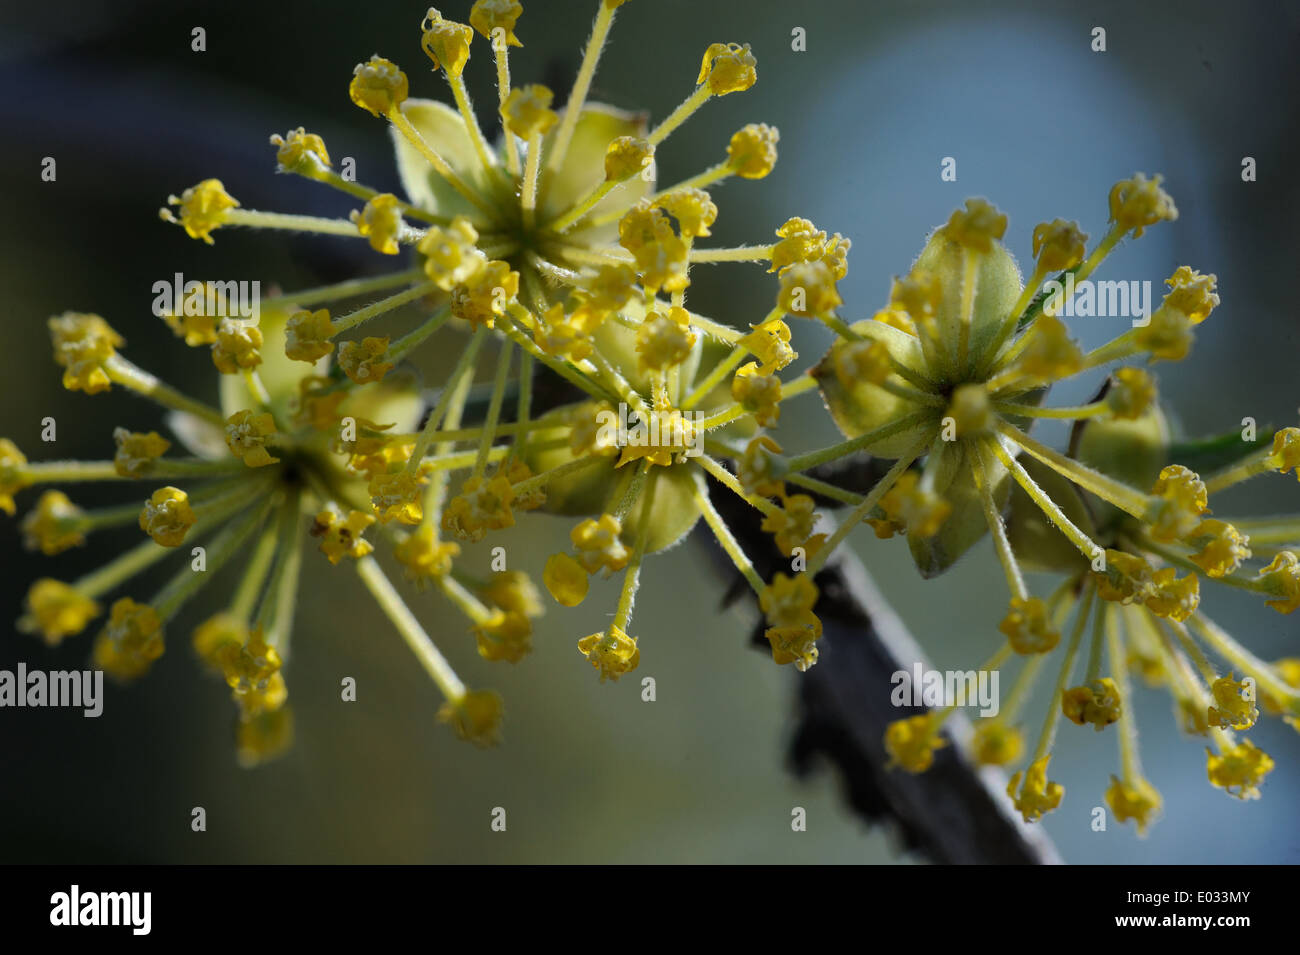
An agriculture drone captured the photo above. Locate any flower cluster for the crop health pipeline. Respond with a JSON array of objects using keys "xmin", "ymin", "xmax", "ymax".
[{"xmin": 7, "ymin": 1, "xmax": 1295, "ymax": 837}]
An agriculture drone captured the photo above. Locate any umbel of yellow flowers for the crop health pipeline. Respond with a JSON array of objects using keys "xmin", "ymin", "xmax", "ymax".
[{"xmin": 4, "ymin": 2, "xmax": 1297, "ymax": 837}]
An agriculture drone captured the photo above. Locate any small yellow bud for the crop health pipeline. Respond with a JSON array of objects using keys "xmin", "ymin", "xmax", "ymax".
[
  {"xmin": 139, "ymin": 487, "xmax": 195, "ymax": 547},
  {"xmin": 1148, "ymin": 464, "xmax": 1208, "ymax": 542},
  {"xmin": 1256, "ymin": 551, "xmax": 1300, "ymax": 614},
  {"xmin": 1143, "ymin": 568, "xmax": 1200, "ymax": 622},
  {"xmin": 1266, "ymin": 427, "xmax": 1300, "ymax": 478},
  {"xmin": 697, "ymin": 42, "xmax": 757, "ymax": 95},
  {"xmin": 544, "ymin": 552, "xmax": 589, "ymax": 607},
  {"xmin": 604, "ymin": 136, "xmax": 654, "ymax": 182},
  {"xmin": 338, "ymin": 336, "xmax": 393, "ymax": 384},
  {"xmin": 349, "ymin": 56, "xmax": 409, "ymax": 118},
  {"xmin": 1206, "ymin": 740, "xmax": 1274, "ymax": 800},
  {"xmin": 1062, "ymin": 678, "xmax": 1122, "ymax": 730},
  {"xmin": 500, "ymin": 84, "xmax": 558, "ymax": 139},
  {"xmin": 225, "ymin": 410, "xmax": 280, "ymax": 468},
  {"xmin": 655, "ymin": 188, "xmax": 717, "ymax": 239},
  {"xmin": 113, "ymin": 427, "xmax": 171, "ymax": 478},
  {"xmin": 1007, "ymin": 755, "xmax": 1064, "ymax": 822},
  {"xmin": 270, "ymin": 127, "xmax": 331, "ymax": 173},
  {"xmin": 438, "ymin": 689, "xmax": 504, "ymax": 747},
  {"xmin": 940, "ymin": 198, "xmax": 1007, "ymax": 252},
  {"xmin": 421, "ymin": 8, "xmax": 474, "ymax": 76},
  {"xmin": 284, "ymin": 309, "xmax": 336, "ymax": 362},
  {"xmin": 732, "ymin": 363, "xmax": 782, "ymax": 427},
  {"xmin": 971, "ymin": 720, "xmax": 1023, "ymax": 767},
  {"xmin": 470, "ymin": 0, "xmax": 522, "ymax": 47},
  {"xmin": 48, "ymin": 312, "xmax": 123, "ymax": 394},
  {"xmin": 636, "ymin": 306, "xmax": 697, "ymax": 371},
  {"xmin": 351, "ymin": 193, "xmax": 406, "ymax": 255},
  {"xmin": 417, "ymin": 216, "xmax": 486, "ymax": 290},
  {"xmin": 442, "ymin": 474, "xmax": 515, "ymax": 542},
  {"xmin": 310, "ymin": 506, "xmax": 376, "ymax": 564},
  {"xmin": 18, "ymin": 579, "xmax": 99, "ymax": 646},
  {"xmin": 833, "ymin": 339, "xmax": 892, "ymax": 388},
  {"xmin": 726, "ymin": 123, "xmax": 779, "ymax": 178},
  {"xmin": 368, "ymin": 468, "xmax": 425, "ymax": 525},
  {"xmin": 1162, "ymin": 266, "xmax": 1218, "ymax": 324},
  {"xmin": 1105, "ymin": 775, "xmax": 1162, "ymax": 835},
  {"xmin": 0, "ymin": 438, "xmax": 28, "ymax": 516},
  {"xmin": 1206, "ymin": 673, "xmax": 1259, "ymax": 730},
  {"xmin": 1108, "ymin": 172, "xmax": 1178, "ymax": 238},
  {"xmin": 577, "ymin": 626, "xmax": 640, "ymax": 681},
  {"xmin": 211, "ymin": 318, "xmax": 263, "ymax": 374},
  {"xmin": 1106, "ymin": 367, "xmax": 1157, "ymax": 420},
  {"xmin": 160, "ymin": 179, "xmax": 239, "ymax": 244},
  {"xmin": 884, "ymin": 714, "xmax": 946, "ymax": 772},
  {"xmin": 21, "ymin": 490, "xmax": 85, "ymax": 555},
  {"xmin": 450, "ymin": 260, "xmax": 519, "ymax": 329},
  {"xmin": 999, "ymin": 596, "xmax": 1060, "ymax": 654},
  {"xmin": 1187, "ymin": 519, "xmax": 1251, "ymax": 578},
  {"xmin": 1031, "ymin": 218, "xmax": 1087, "ymax": 272},
  {"xmin": 393, "ymin": 525, "xmax": 460, "ymax": 586}
]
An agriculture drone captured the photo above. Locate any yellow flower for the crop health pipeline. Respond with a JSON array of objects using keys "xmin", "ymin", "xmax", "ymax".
[
  {"xmin": 21, "ymin": 490, "xmax": 85, "ymax": 555},
  {"xmin": 874, "ymin": 472, "xmax": 951, "ymax": 539},
  {"xmin": 338, "ymin": 336, "xmax": 394, "ymax": 383},
  {"xmin": 393, "ymin": 525, "xmax": 459, "ymax": 586},
  {"xmin": 1162, "ymin": 265, "xmax": 1218, "ymax": 324},
  {"xmin": 778, "ymin": 259, "xmax": 841, "ymax": 317},
  {"xmin": 1207, "ymin": 673, "xmax": 1259, "ymax": 730},
  {"xmin": 368, "ymin": 468, "xmax": 425, "ymax": 525},
  {"xmin": 885, "ymin": 714, "xmax": 947, "ymax": 772},
  {"xmin": 451, "ymin": 260, "xmax": 519, "ymax": 329},
  {"xmin": 833, "ymin": 339, "xmax": 892, "ymax": 388},
  {"xmin": 349, "ymin": 55, "xmax": 408, "ymax": 117},
  {"xmin": 442, "ymin": 474, "xmax": 515, "ymax": 542},
  {"xmin": 571, "ymin": 514, "xmax": 629, "ymax": 575},
  {"xmin": 480, "ymin": 570, "xmax": 543, "ymax": 618},
  {"xmin": 1256, "ymin": 551, "xmax": 1300, "ymax": 614},
  {"xmin": 1187, "ymin": 519, "xmax": 1251, "ymax": 578},
  {"xmin": 1105, "ymin": 776, "xmax": 1162, "ymax": 836},
  {"xmin": 270, "ymin": 127, "xmax": 331, "ymax": 173},
  {"xmin": 1108, "ymin": 172, "xmax": 1178, "ymax": 237},
  {"xmin": 618, "ymin": 200, "xmax": 688, "ymax": 296},
  {"xmin": 420, "ymin": 7, "xmax": 474, "ymax": 76},
  {"xmin": 1147, "ymin": 464, "xmax": 1207, "ymax": 542},
  {"xmin": 1105, "ymin": 367, "xmax": 1157, "ymax": 420},
  {"xmin": 656, "ymin": 188, "xmax": 717, "ymax": 239},
  {"xmin": 999, "ymin": 596, "xmax": 1060, "ymax": 654},
  {"xmin": 284, "ymin": 309, "xmax": 336, "ymax": 362},
  {"xmin": 469, "ymin": 0, "xmax": 523, "ymax": 48},
  {"xmin": 48, "ymin": 312, "xmax": 123, "ymax": 394},
  {"xmin": 225, "ymin": 410, "xmax": 280, "ymax": 467},
  {"xmin": 737, "ymin": 435, "xmax": 786, "ymax": 497},
  {"xmin": 96, "ymin": 597, "xmax": 165, "ymax": 680},
  {"xmin": 311, "ymin": 506, "xmax": 376, "ymax": 564},
  {"xmin": 212, "ymin": 319, "xmax": 263, "ymax": 373},
  {"xmin": 971, "ymin": 720, "xmax": 1023, "ymax": 767},
  {"xmin": 737, "ymin": 317, "xmax": 795, "ymax": 374},
  {"xmin": 417, "ymin": 216, "xmax": 485, "ymax": 290},
  {"xmin": 192, "ymin": 612, "xmax": 247, "ymax": 672},
  {"xmin": 636, "ymin": 306, "xmax": 696, "ymax": 371},
  {"xmin": 1206, "ymin": 740, "xmax": 1274, "ymax": 800},
  {"xmin": 731, "ymin": 363, "xmax": 782, "ymax": 427},
  {"xmin": 160, "ymin": 178, "xmax": 240, "ymax": 244},
  {"xmin": 1061, "ymin": 678, "xmax": 1122, "ymax": 730},
  {"xmin": 18, "ymin": 579, "xmax": 100, "ymax": 646},
  {"xmin": 221, "ymin": 628, "xmax": 285, "ymax": 707},
  {"xmin": 939, "ymin": 198, "xmax": 1007, "ymax": 252},
  {"xmin": 577, "ymin": 626, "xmax": 640, "ymax": 681},
  {"xmin": 697, "ymin": 42, "xmax": 757, "ymax": 95},
  {"xmin": 1143, "ymin": 568, "xmax": 1199, "ymax": 622},
  {"xmin": 351, "ymin": 193, "xmax": 406, "ymax": 254},
  {"xmin": 1031, "ymin": 218, "xmax": 1087, "ymax": 272},
  {"xmin": 1011, "ymin": 314, "xmax": 1082, "ymax": 381},
  {"xmin": 473, "ymin": 609, "xmax": 533, "ymax": 663},
  {"xmin": 769, "ymin": 217, "xmax": 826, "ymax": 273},
  {"xmin": 438, "ymin": 690, "xmax": 504, "ymax": 747},
  {"xmin": 500, "ymin": 84, "xmax": 558, "ymax": 139},
  {"xmin": 1265, "ymin": 427, "xmax": 1300, "ymax": 478},
  {"xmin": 1007, "ymin": 755, "xmax": 1064, "ymax": 822},
  {"xmin": 603, "ymin": 136, "xmax": 654, "ymax": 182},
  {"xmin": 759, "ymin": 572, "xmax": 821, "ymax": 670},
  {"xmin": 113, "ymin": 427, "xmax": 171, "ymax": 478},
  {"xmin": 760, "ymin": 493, "xmax": 823, "ymax": 557},
  {"xmin": 138, "ymin": 486, "xmax": 195, "ymax": 547},
  {"xmin": 0, "ymin": 438, "xmax": 29, "ymax": 515},
  {"xmin": 726, "ymin": 123, "xmax": 779, "ymax": 179},
  {"xmin": 544, "ymin": 552, "xmax": 589, "ymax": 607},
  {"xmin": 236, "ymin": 707, "xmax": 295, "ymax": 767}
]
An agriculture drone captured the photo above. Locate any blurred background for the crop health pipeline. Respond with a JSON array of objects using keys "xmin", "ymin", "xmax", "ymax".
[{"xmin": 0, "ymin": 0, "xmax": 1296, "ymax": 863}]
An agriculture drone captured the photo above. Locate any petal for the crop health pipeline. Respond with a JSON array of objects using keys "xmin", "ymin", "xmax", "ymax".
[
  {"xmin": 539, "ymin": 103, "xmax": 651, "ymax": 239},
  {"xmin": 391, "ymin": 99, "xmax": 499, "ymax": 222}
]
